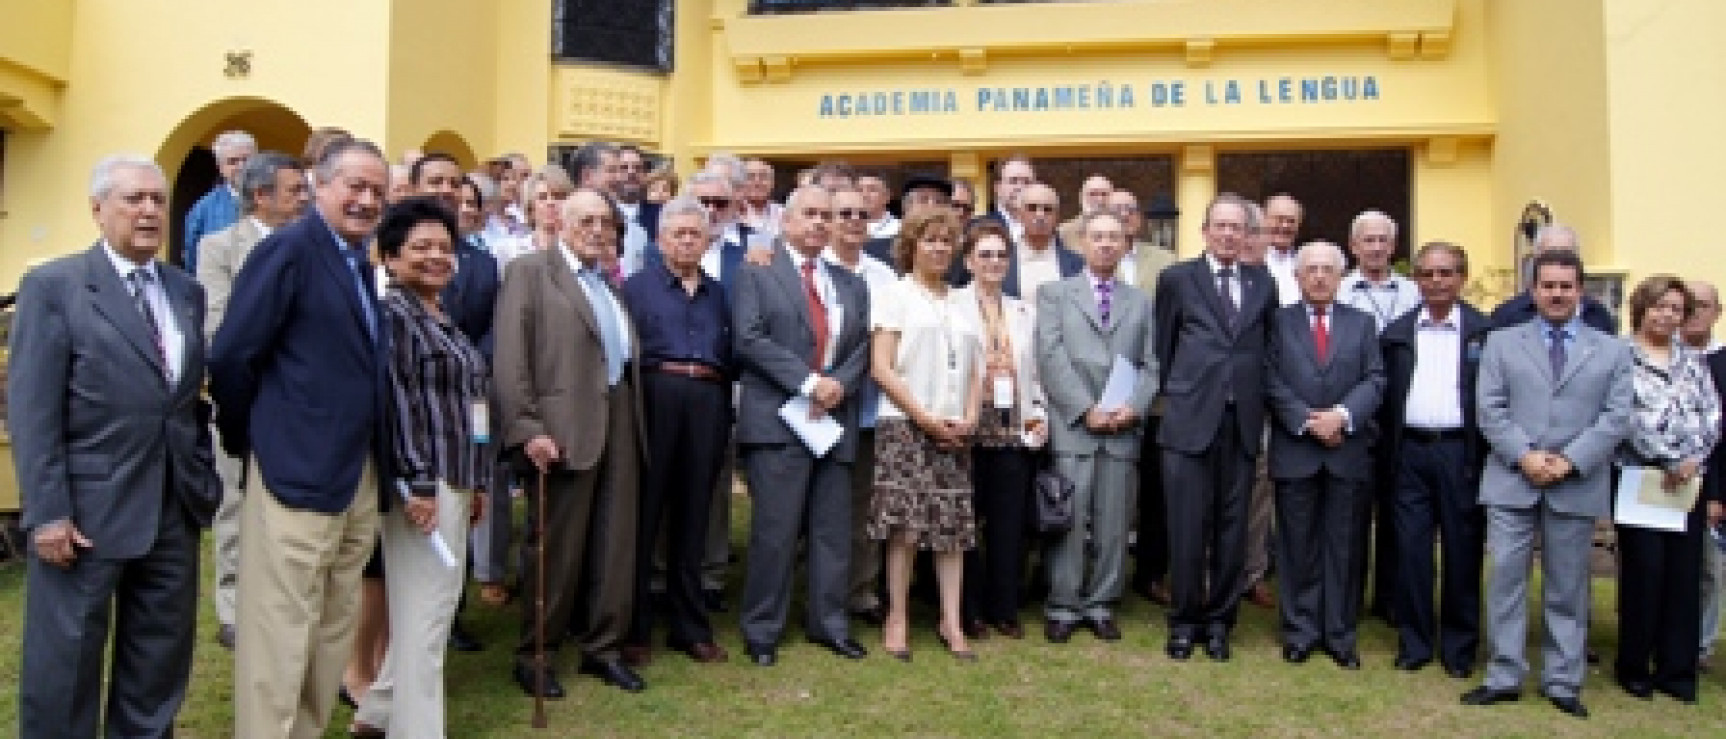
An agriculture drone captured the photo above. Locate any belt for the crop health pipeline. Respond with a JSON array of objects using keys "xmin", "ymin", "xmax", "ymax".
[
  {"xmin": 651, "ymin": 361, "xmax": 725, "ymax": 384},
  {"xmin": 1403, "ymin": 426, "xmax": 1465, "ymax": 443}
]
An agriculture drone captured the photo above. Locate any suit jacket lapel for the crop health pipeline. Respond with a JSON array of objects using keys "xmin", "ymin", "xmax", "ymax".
[
  {"xmin": 1519, "ymin": 321, "xmax": 1558, "ymax": 384},
  {"xmin": 83, "ymin": 245, "xmax": 167, "ymax": 381},
  {"xmin": 1071, "ymin": 277, "xmax": 1104, "ymax": 334},
  {"xmin": 311, "ymin": 223, "xmax": 377, "ymax": 343},
  {"xmin": 770, "ymin": 248, "xmax": 816, "ymax": 340},
  {"xmin": 1189, "ymin": 259, "xmax": 1234, "ymax": 336},
  {"xmin": 1291, "ymin": 305, "xmax": 1322, "ymax": 370},
  {"xmin": 1557, "ymin": 328, "xmax": 1598, "ymax": 390},
  {"xmin": 545, "ymin": 250, "xmax": 599, "ymax": 335},
  {"xmin": 160, "ymin": 269, "xmax": 203, "ymax": 394}
]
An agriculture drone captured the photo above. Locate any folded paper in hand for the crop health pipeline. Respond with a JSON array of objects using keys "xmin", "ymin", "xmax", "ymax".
[
  {"xmin": 780, "ymin": 396, "xmax": 844, "ymax": 457},
  {"xmin": 394, "ymin": 480, "xmax": 460, "ymax": 568},
  {"xmin": 1612, "ymin": 466, "xmax": 1699, "ymax": 533}
]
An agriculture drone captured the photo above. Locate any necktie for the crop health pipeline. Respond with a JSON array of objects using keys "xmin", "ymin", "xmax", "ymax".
[
  {"xmin": 580, "ymin": 268, "xmax": 628, "ymax": 386},
  {"xmin": 1548, "ymin": 324, "xmax": 1567, "ymax": 380},
  {"xmin": 342, "ymin": 249, "xmax": 377, "ymax": 340},
  {"xmin": 1312, "ymin": 304, "xmax": 1330, "ymax": 361},
  {"xmin": 801, "ymin": 259, "xmax": 830, "ymax": 370},
  {"xmin": 1097, "ymin": 279, "xmax": 1113, "ymax": 327},
  {"xmin": 1217, "ymin": 266, "xmax": 1240, "ymax": 327},
  {"xmin": 126, "ymin": 269, "xmax": 168, "ymax": 377}
]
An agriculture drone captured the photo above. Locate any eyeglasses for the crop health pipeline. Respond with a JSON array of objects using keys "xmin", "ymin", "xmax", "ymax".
[
  {"xmin": 835, "ymin": 208, "xmax": 870, "ymax": 220},
  {"xmin": 575, "ymin": 215, "xmax": 616, "ymax": 228},
  {"xmin": 618, "ymin": 163, "xmax": 648, "ymax": 173},
  {"xmin": 222, "ymin": 157, "xmax": 248, "ymax": 166},
  {"xmin": 800, "ymin": 209, "xmax": 834, "ymax": 221},
  {"xmin": 1414, "ymin": 267, "xmax": 1461, "ymax": 279},
  {"xmin": 1107, "ymin": 205, "xmax": 1137, "ymax": 214},
  {"xmin": 1022, "ymin": 203, "xmax": 1057, "ymax": 213},
  {"xmin": 697, "ymin": 197, "xmax": 733, "ymax": 209},
  {"xmin": 973, "ymin": 249, "xmax": 1009, "ymax": 260},
  {"xmin": 952, "ymin": 202, "xmax": 975, "ymax": 213}
]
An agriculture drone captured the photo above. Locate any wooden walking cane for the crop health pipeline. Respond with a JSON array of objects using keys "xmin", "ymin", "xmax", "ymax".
[{"xmin": 532, "ymin": 467, "xmax": 548, "ymax": 729}]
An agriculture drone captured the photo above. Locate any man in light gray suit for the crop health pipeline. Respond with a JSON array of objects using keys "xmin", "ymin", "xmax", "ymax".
[
  {"xmin": 12, "ymin": 156, "xmax": 220, "ymax": 737},
  {"xmin": 193, "ymin": 150, "xmax": 308, "ymax": 648},
  {"xmin": 1035, "ymin": 211, "xmax": 1160, "ymax": 643},
  {"xmin": 1464, "ymin": 249, "xmax": 1632, "ymax": 720},
  {"xmin": 731, "ymin": 185, "xmax": 873, "ymax": 666},
  {"xmin": 1264, "ymin": 241, "xmax": 1385, "ymax": 669}
]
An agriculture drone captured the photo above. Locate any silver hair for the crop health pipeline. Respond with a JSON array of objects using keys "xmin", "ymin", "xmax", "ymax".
[
  {"xmin": 1349, "ymin": 210, "xmax": 1399, "ymax": 242},
  {"xmin": 88, "ymin": 155, "xmax": 166, "ymax": 200},
  {"xmin": 684, "ymin": 170, "xmax": 734, "ymax": 195},
  {"xmin": 784, "ymin": 184, "xmax": 830, "ymax": 213},
  {"xmin": 1245, "ymin": 203, "xmax": 1266, "ymax": 233},
  {"xmin": 235, "ymin": 151, "xmax": 303, "ymax": 214},
  {"xmin": 1295, "ymin": 240, "xmax": 1347, "ymax": 270},
  {"xmin": 1533, "ymin": 223, "xmax": 1580, "ymax": 252},
  {"xmin": 704, "ymin": 152, "xmax": 747, "ymax": 189},
  {"xmin": 211, "ymin": 130, "xmax": 257, "ymax": 157},
  {"xmin": 314, "ymin": 139, "xmax": 386, "ymax": 185},
  {"xmin": 658, "ymin": 196, "xmax": 711, "ymax": 234},
  {"xmin": 1264, "ymin": 193, "xmax": 1304, "ymax": 220}
]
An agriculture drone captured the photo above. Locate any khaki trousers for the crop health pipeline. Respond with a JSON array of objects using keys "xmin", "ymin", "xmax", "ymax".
[
  {"xmin": 355, "ymin": 483, "xmax": 472, "ymax": 738},
  {"xmin": 234, "ymin": 460, "xmax": 380, "ymax": 739}
]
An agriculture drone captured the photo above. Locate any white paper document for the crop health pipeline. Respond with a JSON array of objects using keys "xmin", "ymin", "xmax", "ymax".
[
  {"xmin": 1097, "ymin": 355, "xmax": 1139, "ymax": 412},
  {"xmin": 394, "ymin": 480, "xmax": 461, "ymax": 569},
  {"xmin": 779, "ymin": 396, "xmax": 844, "ymax": 457},
  {"xmin": 1612, "ymin": 466, "xmax": 1694, "ymax": 533}
]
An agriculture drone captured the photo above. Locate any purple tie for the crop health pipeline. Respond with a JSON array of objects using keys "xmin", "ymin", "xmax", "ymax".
[{"xmin": 1097, "ymin": 280, "xmax": 1113, "ymax": 327}]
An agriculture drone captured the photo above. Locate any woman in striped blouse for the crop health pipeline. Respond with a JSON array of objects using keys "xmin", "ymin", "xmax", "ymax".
[{"xmin": 351, "ymin": 197, "xmax": 491, "ymax": 738}]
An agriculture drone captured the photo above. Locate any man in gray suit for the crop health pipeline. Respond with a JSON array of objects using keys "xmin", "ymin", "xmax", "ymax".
[
  {"xmin": 12, "ymin": 155, "xmax": 219, "ymax": 737},
  {"xmin": 731, "ymin": 185, "xmax": 873, "ymax": 666},
  {"xmin": 193, "ymin": 150, "xmax": 308, "ymax": 649},
  {"xmin": 1035, "ymin": 211, "xmax": 1160, "ymax": 643},
  {"xmin": 1464, "ymin": 249, "xmax": 1633, "ymax": 719},
  {"xmin": 1264, "ymin": 241, "xmax": 1385, "ymax": 669}
]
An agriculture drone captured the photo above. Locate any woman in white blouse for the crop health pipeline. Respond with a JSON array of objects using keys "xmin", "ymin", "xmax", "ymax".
[
  {"xmin": 951, "ymin": 219, "xmax": 1048, "ymax": 640},
  {"xmin": 488, "ymin": 164, "xmax": 573, "ymax": 267},
  {"xmin": 868, "ymin": 210, "xmax": 986, "ymax": 661}
]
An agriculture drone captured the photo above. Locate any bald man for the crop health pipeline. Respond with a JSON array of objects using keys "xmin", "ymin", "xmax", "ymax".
[
  {"xmin": 1488, "ymin": 225, "xmax": 1618, "ymax": 334},
  {"xmin": 1059, "ymin": 175, "xmax": 1114, "ymax": 246}
]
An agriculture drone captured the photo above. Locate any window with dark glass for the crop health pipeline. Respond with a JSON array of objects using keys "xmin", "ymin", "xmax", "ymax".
[{"xmin": 553, "ymin": 0, "xmax": 674, "ymax": 72}]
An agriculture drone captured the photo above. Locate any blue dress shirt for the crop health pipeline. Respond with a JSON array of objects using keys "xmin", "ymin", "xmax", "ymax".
[
  {"xmin": 182, "ymin": 184, "xmax": 240, "ymax": 271},
  {"xmin": 621, "ymin": 261, "xmax": 733, "ymax": 374}
]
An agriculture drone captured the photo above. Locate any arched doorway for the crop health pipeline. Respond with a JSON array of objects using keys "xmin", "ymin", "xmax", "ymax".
[
  {"xmin": 421, "ymin": 130, "xmax": 479, "ymax": 170},
  {"xmin": 157, "ymin": 97, "xmax": 311, "ymax": 267}
]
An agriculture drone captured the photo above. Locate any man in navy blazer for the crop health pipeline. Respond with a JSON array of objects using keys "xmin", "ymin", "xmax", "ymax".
[
  {"xmin": 948, "ymin": 183, "xmax": 1083, "ymax": 295},
  {"xmin": 210, "ymin": 139, "xmax": 392, "ymax": 738}
]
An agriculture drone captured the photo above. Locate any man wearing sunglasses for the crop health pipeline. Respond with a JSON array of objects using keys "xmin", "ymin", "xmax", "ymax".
[
  {"xmin": 982, "ymin": 183, "xmax": 1083, "ymax": 299},
  {"xmin": 183, "ymin": 129, "xmax": 256, "ymax": 271},
  {"xmin": 1376, "ymin": 240, "xmax": 1492, "ymax": 679}
]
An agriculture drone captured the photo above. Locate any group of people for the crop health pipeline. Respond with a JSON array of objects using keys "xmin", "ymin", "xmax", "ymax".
[{"xmin": 11, "ymin": 128, "xmax": 1726, "ymax": 737}]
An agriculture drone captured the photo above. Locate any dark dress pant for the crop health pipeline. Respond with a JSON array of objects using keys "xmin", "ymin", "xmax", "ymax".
[
  {"xmin": 1275, "ymin": 470, "xmax": 1369, "ymax": 654},
  {"xmin": 1162, "ymin": 406, "xmax": 1252, "ymax": 639},
  {"xmin": 1615, "ymin": 508, "xmax": 1705, "ymax": 695},
  {"xmin": 738, "ymin": 442, "xmax": 853, "ymax": 648},
  {"xmin": 1391, "ymin": 435, "xmax": 1483, "ymax": 670},
  {"xmin": 630, "ymin": 372, "xmax": 729, "ymax": 647},
  {"xmin": 965, "ymin": 445, "xmax": 1037, "ymax": 625}
]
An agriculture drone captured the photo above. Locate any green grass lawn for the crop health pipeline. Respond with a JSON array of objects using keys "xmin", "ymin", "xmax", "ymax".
[{"xmin": 3, "ymin": 496, "xmax": 1726, "ymax": 737}]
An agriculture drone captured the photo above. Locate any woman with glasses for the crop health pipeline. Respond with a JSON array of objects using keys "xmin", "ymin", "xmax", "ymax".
[
  {"xmin": 953, "ymin": 219, "xmax": 1047, "ymax": 640},
  {"xmin": 869, "ymin": 209, "xmax": 986, "ymax": 661},
  {"xmin": 1614, "ymin": 274, "xmax": 1721, "ymax": 704}
]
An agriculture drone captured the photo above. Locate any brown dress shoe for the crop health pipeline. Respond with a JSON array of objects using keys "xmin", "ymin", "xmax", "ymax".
[
  {"xmin": 479, "ymin": 582, "xmax": 512, "ymax": 607},
  {"xmin": 620, "ymin": 644, "xmax": 653, "ymax": 667},
  {"xmin": 1245, "ymin": 582, "xmax": 1277, "ymax": 609},
  {"xmin": 673, "ymin": 641, "xmax": 729, "ymax": 663}
]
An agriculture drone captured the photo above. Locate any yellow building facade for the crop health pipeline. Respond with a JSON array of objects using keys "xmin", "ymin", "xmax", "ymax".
[{"xmin": 1, "ymin": 0, "xmax": 1723, "ymax": 310}]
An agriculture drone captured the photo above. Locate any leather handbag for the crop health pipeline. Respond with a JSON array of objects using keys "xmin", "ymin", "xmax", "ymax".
[{"xmin": 1033, "ymin": 467, "xmax": 1075, "ymax": 534}]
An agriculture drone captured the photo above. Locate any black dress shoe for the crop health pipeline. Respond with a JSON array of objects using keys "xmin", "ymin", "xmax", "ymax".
[
  {"xmin": 1331, "ymin": 650, "xmax": 1361, "ymax": 670},
  {"xmin": 580, "ymin": 658, "xmax": 646, "ymax": 693},
  {"xmin": 217, "ymin": 624, "xmax": 236, "ymax": 651},
  {"xmin": 1547, "ymin": 694, "xmax": 1588, "ymax": 718},
  {"xmin": 811, "ymin": 637, "xmax": 867, "ymax": 659},
  {"xmin": 338, "ymin": 685, "xmax": 358, "ymax": 709},
  {"xmin": 1460, "ymin": 686, "xmax": 1521, "ymax": 706},
  {"xmin": 1204, "ymin": 635, "xmax": 1230, "ymax": 662},
  {"xmin": 448, "ymin": 621, "xmax": 483, "ymax": 652},
  {"xmin": 702, "ymin": 588, "xmax": 726, "ymax": 613},
  {"xmin": 513, "ymin": 663, "xmax": 566, "ymax": 699},
  {"xmin": 1087, "ymin": 618, "xmax": 1122, "ymax": 642},
  {"xmin": 1283, "ymin": 644, "xmax": 1313, "ymax": 664},
  {"xmin": 746, "ymin": 644, "xmax": 777, "ymax": 667},
  {"xmin": 992, "ymin": 620, "xmax": 1025, "ymax": 640},
  {"xmin": 1654, "ymin": 683, "xmax": 1698, "ymax": 704},
  {"xmin": 1585, "ymin": 648, "xmax": 1601, "ymax": 665},
  {"xmin": 1045, "ymin": 620, "xmax": 1078, "ymax": 644},
  {"xmin": 1166, "ymin": 636, "xmax": 1194, "ymax": 661},
  {"xmin": 1617, "ymin": 679, "xmax": 1653, "ymax": 700},
  {"xmin": 1444, "ymin": 664, "xmax": 1473, "ymax": 680},
  {"xmin": 1394, "ymin": 655, "xmax": 1430, "ymax": 672}
]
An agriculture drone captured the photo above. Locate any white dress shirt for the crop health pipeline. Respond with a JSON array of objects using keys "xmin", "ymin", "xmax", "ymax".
[
  {"xmin": 822, "ymin": 247, "xmax": 898, "ymax": 295},
  {"xmin": 1016, "ymin": 238, "xmax": 1064, "ymax": 300},
  {"xmin": 618, "ymin": 201, "xmax": 649, "ymax": 277},
  {"xmin": 787, "ymin": 249, "xmax": 845, "ymax": 394},
  {"xmin": 868, "ymin": 214, "xmax": 901, "ymax": 240},
  {"xmin": 1403, "ymin": 306, "xmax": 1465, "ymax": 429},
  {"xmin": 1203, "ymin": 251, "xmax": 1244, "ymax": 311},
  {"xmin": 1264, "ymin": 247, "xmax": 1301, "ymax": 306},
  {"xmin": 104, "ymin": 242, "xmax": 186, "ymax": 384},
  {"xmin": 1338, "ymin": 269, "xmax": 1421, "ymax": 332}
]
